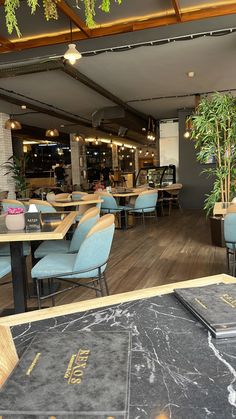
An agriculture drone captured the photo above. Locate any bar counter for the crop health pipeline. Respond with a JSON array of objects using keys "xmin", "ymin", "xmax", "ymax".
[{"xmin": 0, "ymin": 273, "xmax": 236, "ymax": 418}]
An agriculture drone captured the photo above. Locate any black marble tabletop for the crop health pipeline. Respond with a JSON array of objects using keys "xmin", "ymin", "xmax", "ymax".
[{"xmin": 9, "ymin": 293, "xmax": 236, "ymax": 419}]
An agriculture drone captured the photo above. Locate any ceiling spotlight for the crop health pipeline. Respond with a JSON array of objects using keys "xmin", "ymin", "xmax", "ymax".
[
  {"xmin": 121, "ymin": 144, "xmax": 125, "ymax": 151},
  {"xmin": 142, "ymin": 127, "xmax": 146, "ymax": 131},
  {"xmin": 139, "ymin": 148, "xmax": 142, "ymax": 154},
  {"xmin": 187, "ymin": 71, "xmax": 195, "ymax": 78},
  {"xmin": 184, "ymin": 129, "xmax": 191, "ymax": 139},
  {"xmin": 131, "ymin": 147, "xmax": 134, "ymax": 153},
  {"xmin": 60, "ymin": 124, "xmax": 65, "ymax": 128},
  {"xmin": 64, "ymin": 20, "xmax": 81, "ymax": 65},
  {"xmin": 95, "ymin": 137, "xmax": 99, "ymax": 145},
  {"xmin": 21, "ymin": 104, "xmax": 27, "ymax": 110},
  {"xmin": 5, "ymin": 117, "xmax": 22, "ymax": 130},
  {"xmin": 45, "ymin": 129, "xmax": 59, "ymax": 137}
]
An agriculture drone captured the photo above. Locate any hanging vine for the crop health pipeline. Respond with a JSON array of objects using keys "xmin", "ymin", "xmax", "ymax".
[{"xmin": 4, "ymin": 0, "xmax": 124, "ymax": 37}]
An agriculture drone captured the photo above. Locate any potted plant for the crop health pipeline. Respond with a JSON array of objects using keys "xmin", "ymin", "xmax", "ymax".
[
  {"xmin": 5, "ymin": 207, "xmax": 25, "ymax": 230},
  {"xmin": 190, "ymin": 92, "xmax": 236, "ymax": 246},
  {"xmin": 2, "ymin": 155, "xmax": 28, "ymax": 199}
]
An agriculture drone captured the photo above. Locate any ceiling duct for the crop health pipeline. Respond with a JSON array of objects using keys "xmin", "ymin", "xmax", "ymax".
[{"xmin": 92, "ymin": 105, "xmax": 147, "ymax": 137}]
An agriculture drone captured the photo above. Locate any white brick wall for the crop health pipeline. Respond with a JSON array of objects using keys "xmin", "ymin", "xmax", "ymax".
[{"xmin": 0, "ymin": 113, "xmax": 15, "ymax": 198}]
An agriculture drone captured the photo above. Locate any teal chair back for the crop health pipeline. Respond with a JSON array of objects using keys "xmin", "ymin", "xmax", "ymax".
[
  {"xmin": 224, "ymin": 213, "xmax": 236, "ymax": 247},
  {"xmin": 100, "ymin": 193, "xmax": 119, "ymax": 211},
  {"xmin": 71, "ymin": 192, "xmax": 88, "ymax": 201},
  {"xmin": 134, "ymin": 191, "xmax": 158, "ymax": 212},
  {"xmin": 2, "ymin": 199, "xmax": 25, "ymax": 213},
  {"xmin": 69, "ymin": 207, "xmax": 100, "ymax": 252},
  {"xmin": 29, "ymin": 199, "xmax": 56, "ymax": 213},
  {"xmin": 73, "ymin": 214, "xmax": 115, "ymax": 276}
]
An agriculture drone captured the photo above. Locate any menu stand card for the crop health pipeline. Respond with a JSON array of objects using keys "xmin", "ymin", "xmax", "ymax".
[
  {"xmin": 25, "ymin": 212, "xmax": 41, "ymax": 231},
  {"xmin": 0, "ymin": 331, "xmax": 131, "ymax": 418},
  {"xmin": 174, "ymin": 283, "xmax": 236, "ymax": 338}
]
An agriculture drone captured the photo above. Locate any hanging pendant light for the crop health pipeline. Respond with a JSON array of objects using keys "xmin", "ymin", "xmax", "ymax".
[
  {"xmin": 45, "ymin": 129, "xmax": 59, "ymax": 137},
  {"xmin": 5, "ymin": 116, "xmax": 22, "ymax": 130},
  {"xmin": 64, "ymin": 20, "xmax": 82, "ymax": 65},
  {"xmin": 73, "ymin": 134, "xmax": 84, "ymax": 143}
]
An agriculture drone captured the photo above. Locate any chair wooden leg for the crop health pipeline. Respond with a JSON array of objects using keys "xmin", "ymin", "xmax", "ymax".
[
  {"xmin": 233, "ymin": 249, "xmax": 236, "ymax": 277},
  {"xmin": 142, "ymin": 211, "xmax": 145, "ymax": 226},
  {"xmin": 97, "ymin": 267, "xmax": 104, "ymax": 296},
  {"xmin": 169, "ymin": 200, "xmax": 172, "ymax": 216},
  {"xmin": 36, "ymin": 279, "xmax": 41, "ymax": 309},
  {"xmin": 101, "ymin": 272, "xmax": 109, "ymax": 296},
  {"xmin": 226, "ymin": 248, "xmax": 230, "ymax": 273}
]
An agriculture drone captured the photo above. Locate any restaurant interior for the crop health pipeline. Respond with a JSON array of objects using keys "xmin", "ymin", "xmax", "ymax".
[{"xmin": 0, "ymin": 1, "xmax": 236, "ymax": 418}]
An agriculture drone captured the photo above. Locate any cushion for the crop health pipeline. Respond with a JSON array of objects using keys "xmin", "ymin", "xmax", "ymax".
[{"xmin": 34, "ymin": 240, "xmax": 71, "ymax": 259}]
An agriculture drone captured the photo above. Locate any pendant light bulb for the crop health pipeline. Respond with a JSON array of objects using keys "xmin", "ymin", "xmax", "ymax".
[{"xmin": 64, "ymin": 44, "xmax": 81, "ymax": 65}]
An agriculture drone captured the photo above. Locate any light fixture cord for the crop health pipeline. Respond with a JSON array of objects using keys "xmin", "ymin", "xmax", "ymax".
[{"xmin": 70, "ymin": 19, "xmax": 72, "ymax": 43}]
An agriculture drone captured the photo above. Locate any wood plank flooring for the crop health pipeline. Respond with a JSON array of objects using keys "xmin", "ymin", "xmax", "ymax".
[{"xmin": 0, "ymin": 210, "xmax": 227, "ymax": 314}]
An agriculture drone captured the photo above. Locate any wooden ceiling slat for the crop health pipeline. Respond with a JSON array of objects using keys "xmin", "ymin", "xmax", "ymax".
[
  {"xmin": 55, "ymin": 0, "xmax": 90, "ymax": 38},
  {"xmin": 1, "ymin": 3, "xmax": 236, "ymax": 53},
  {"xmin": 171, "ymin": 0, "xmax": 182, "ymax": 22},
  {"xmin": 0, "ymin": 35, "xmax": 15, "ymax": 51},
  {"xmin": 181, "ymin": 3, "xmax": 236, "ymax": 22}
]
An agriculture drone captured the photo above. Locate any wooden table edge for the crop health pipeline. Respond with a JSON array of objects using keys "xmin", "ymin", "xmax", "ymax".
[
  {"xmin": 0, "ymin": 211, "xmax": 78, "ymax": 242},
  {"xmin": 52, "ymin": 199, "xmax": 102, "ymax": 207}
]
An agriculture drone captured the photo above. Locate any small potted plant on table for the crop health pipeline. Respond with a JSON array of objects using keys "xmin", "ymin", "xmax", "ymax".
[{"xmin": 190, "ymin": 92, "xmax": 236, "ymax": 246}]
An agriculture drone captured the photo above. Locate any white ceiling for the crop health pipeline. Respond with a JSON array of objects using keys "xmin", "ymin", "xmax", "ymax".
[{"xmin": 0, "ymin": 17, "xmax": 236, "ymax": 139}]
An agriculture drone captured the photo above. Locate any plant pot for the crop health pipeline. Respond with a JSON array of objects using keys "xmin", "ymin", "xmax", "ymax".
[
  {"xmin": 5, "ymin": 213, "xmax": 25, "ymax": 231},
  {"xmin": 210, "ymin": 216, "xmax": 225, "ymax": 247}
]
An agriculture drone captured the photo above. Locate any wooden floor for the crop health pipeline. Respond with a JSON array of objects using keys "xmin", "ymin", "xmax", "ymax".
[{"xmin": 0, "ymin": 210, "xmax": 227, "ymax": 313}]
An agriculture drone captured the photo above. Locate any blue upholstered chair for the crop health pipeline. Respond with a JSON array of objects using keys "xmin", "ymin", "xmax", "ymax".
[
  {"xmin": 31, "ymin": 214, "xmax": 115, "ymax": 308},
  {"xmin": 0, "ymin": 256, "xmax": 11, "ymax": 286},
  {"xmin": 127, "ymin": 190, "xmax": 158, "ymax": 225},
  {"xmin": 28, "ymin": 199, "xmax": 56, "ymax": 213},
  {"xmin": 1, "ymin": 199, "xmax": 26, "ymax": 213},
  {"xmin": 224, "ymin": 212, "xmax": 236, "ymax": 276},
  {"xmin": 34, "ymin": 207, "xmax": 100, "ymax": 259},
  {"xmin": 71, "ymin": 191, "xmax": 88, "ymax": 201},
  {"xmin": 75, "ymin": 193, "xmax": 101, "ymax": 222},
  {"xmin": 99, "ymin": 192, "xmax": 127, "ymax": 228},
  {"xmin": 0, "ymin": 242, "xmax": 31, "ymax": 257}
]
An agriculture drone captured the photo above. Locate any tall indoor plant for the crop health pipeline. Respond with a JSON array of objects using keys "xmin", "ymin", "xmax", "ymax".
[
  {"xmin": 2, "ymin": 155, "xmax": 28, "ymax": 198},
  {"xmin": 190, "ymin": 92, "xmax": 236, "ymax": 215}
]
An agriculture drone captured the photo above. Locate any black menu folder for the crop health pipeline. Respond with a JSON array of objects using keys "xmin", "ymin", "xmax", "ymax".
[
  {"xmin": 174, "ymin": 283, "xmax": 236, "ymax": 338},
  {"xmin": 0, "ymin": 331, "xmax": 131, "ymax": 418}
]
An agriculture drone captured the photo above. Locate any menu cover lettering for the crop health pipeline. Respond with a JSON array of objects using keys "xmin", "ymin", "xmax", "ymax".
[
  {"xmin": 0, "ymin": 331, "xmax": 131, "ymax": 417},
  {"xmin": 174, "ymin": 283, "xmax": 236, "ymax": 338}
]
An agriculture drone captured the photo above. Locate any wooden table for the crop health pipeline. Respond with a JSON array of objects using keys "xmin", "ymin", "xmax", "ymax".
[
  {"xmin": 0, "ymin": 273, "xmax": 236, "ymax": 417},
  {"xmin": 0, "ymin": 211, "xmax": 78, "ymax": 314},
  {"xmin": 51, "ymin": 199, "xmax": 102, "ymax": 208}
]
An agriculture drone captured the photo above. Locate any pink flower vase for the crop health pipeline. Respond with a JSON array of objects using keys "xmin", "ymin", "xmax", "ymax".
[{"xmin": 5, "ymin": 207, "xmax": 25, "ymax": 231}]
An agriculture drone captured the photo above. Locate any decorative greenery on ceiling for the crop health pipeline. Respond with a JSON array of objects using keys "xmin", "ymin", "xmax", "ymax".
[{"xmin": 4, "ymin": 0, "xmax": 123, "ymax": 38}]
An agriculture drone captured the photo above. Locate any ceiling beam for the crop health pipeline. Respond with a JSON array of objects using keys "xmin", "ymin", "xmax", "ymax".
[
  {"xmin": 0, "ymin": 89, "xmax": 147, "ymax": 143},
  {"xmin": 171, "ymin": 0, "xmax": 182, "ymax": 22},
  {"xmin": 55, "ymin": 0, "xmax": 90, "ymax": 38},
  {"xmin": 0, "ymin": 90, "xmax": 92, "ymax": 128},
  {"xmin": 0, "ymin": 3, "xmax": 235, "ymax": 54},
  {"xmin": 62, "ymin": 60, "xmax": 148, "ymax": 123},
  {"xmin": 0, "ymin": 59, "xmax": 148, "ymax": 124}
]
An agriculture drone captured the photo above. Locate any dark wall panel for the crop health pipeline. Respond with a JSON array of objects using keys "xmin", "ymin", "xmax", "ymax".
[{"xmin": 178, "ymin": 109, "xmax": 215, "ymax": 209}]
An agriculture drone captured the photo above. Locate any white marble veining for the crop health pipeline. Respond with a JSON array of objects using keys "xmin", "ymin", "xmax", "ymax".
[{"xmin": 9, "ymin": 294, "xmax": 236, "ymax": 419}]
